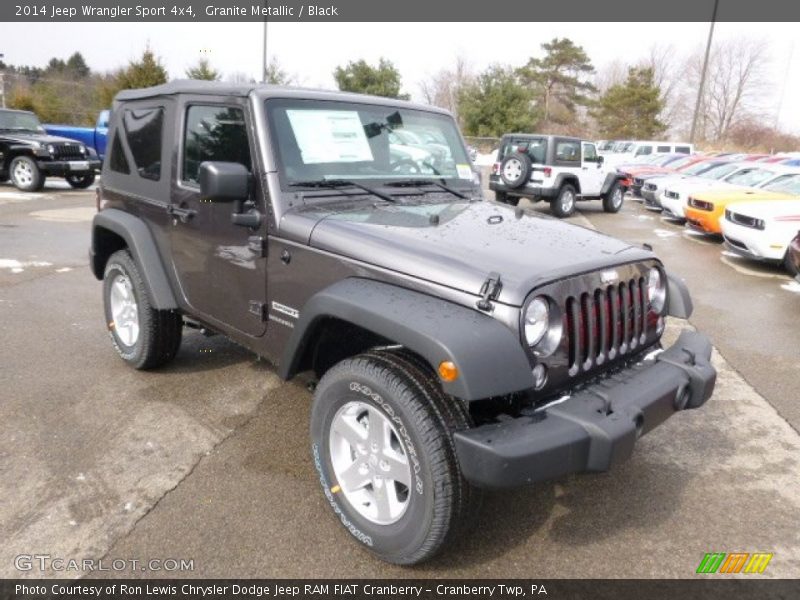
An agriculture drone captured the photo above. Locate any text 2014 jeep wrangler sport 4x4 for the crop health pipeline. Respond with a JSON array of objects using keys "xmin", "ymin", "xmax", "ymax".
[
  {"xmin": 91, "ymin": 82, "xmax": 716, "ymax": 565},
  {"xmin": 489, "ymin": 133, "xmax": 628, "ymax": 218}
]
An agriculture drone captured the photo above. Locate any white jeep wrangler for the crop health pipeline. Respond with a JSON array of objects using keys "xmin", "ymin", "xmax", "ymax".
[{"xmin": 489, "ymin": 133, "xmax": 628, "ymax": 218}]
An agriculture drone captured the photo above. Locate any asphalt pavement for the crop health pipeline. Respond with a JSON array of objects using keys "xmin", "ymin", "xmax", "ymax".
[{"xmin": 1, "ymin": 183, "xmax": 798, "ymax": 579}]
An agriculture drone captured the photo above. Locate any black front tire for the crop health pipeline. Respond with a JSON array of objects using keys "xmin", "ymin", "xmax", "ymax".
[
  {"xmin": 103, "ymin": 249, "xmax": 182, "ymax": 370},
  {"xmin": 9, "ymin": 155, "xmax": 45, "ymax": 192},
  {"xmin": 551, "ymin": 184, "xmax": 577, "ymax": 218},
  {"xmin": 66, "ymin": 172, "xmax": 96, "ymax": 189},
  {"xmin": 784, "ymin": 250, "xmax": 799, "ymax": 276},
  {"xmin": 310, "ymin": 349, "xmax": 480, "ymax": 565},
  {"xmin": 602, "ymin": 182, "xmax": 625, "ymax": 213}
]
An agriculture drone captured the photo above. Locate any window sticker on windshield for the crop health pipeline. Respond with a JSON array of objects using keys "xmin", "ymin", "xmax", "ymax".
[
  {"xmin": 456, "ymin": 164, "xmax": 473, "ymax": 180},
  {"xmin": 286, "ymin": 110, "xmax": 373, "ymax": 164}
]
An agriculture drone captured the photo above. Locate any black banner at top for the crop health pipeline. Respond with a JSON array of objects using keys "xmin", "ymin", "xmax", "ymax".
[{"xmin": 2, "ymin": 0, "xmax": 800, "ymax": 22}]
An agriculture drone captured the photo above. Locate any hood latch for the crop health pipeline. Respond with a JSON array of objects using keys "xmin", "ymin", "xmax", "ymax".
[{"xmin": 476, "ymin": 272, "xmax": 502, "ymax": 311}]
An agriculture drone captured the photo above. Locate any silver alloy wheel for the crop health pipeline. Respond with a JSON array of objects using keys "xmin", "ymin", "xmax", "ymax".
[
  {"xmin": 109, "ymin": 273, "xmax": 140, "ymax": 346},
  {"xmin": 329, "ymin": 400, "xmax": 412, "ymax": 525},
  {"xmin": 12, "ymin": 160, "xmax": 34, "ymax": 187},
  {"xmin": 612, "ymin": 187, "xmax": 623, "ymax": 208},
  {"xmin": 561, "ymin": 189, "xmax": 575, "ymax": 212},
  {"xmin": 503, "ymin": 158, "xmax": 522, "ymax": 182}
]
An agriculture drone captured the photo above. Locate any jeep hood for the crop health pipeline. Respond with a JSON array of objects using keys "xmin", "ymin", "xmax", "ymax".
[
  {"xmin": 0, "ymin": 131, "xmax": 84, "ymax": 146},
  {"xmin": 295, "ymin": 200, "xmax": 654, "ymax": 306}
]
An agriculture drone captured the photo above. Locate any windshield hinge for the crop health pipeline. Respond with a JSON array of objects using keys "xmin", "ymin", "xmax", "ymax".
[
  {"xmin": 476, "ymin": 272, "xmax": 502, "ymax": 311},
  {"xmin": 248, "ymin": 235, "xmax": 267, "ymax": 258}
]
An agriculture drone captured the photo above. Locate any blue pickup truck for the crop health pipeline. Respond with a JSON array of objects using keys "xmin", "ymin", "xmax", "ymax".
[{"xmin": 45, "ymin": 110, "xmax": 109, "ymax": 159}]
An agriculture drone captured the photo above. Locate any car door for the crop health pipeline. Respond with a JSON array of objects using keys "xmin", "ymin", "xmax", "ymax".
[
  {"xmin": 168, "ymin": 97, "xmax": 268, "ymax": 338},
  {"xmin": 580, "ymin": 142, "xmax": 605, "ymax": 195}
]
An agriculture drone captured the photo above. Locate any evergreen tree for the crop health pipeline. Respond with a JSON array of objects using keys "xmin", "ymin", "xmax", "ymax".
[
  {"xmin": 186, "ymin": 58, "xmax": 220, "ymax": 81},
  {"xmin": 458, "ymin": 65, "xmax": 538, "ymax": 137},
  {"xmin": 65, "ymin": 52, "xmax": 90, "ymax": 78},
  {"xmin": 592, "ymin": 67, "xmax": 666, "ymax": 139},
  {"xmin": 333, "ymin": 58, "xmax": 409, "ymax": 99},
  {"xmin": 518, "ymin": 38, "xmax": 596, "ymax": 125}
]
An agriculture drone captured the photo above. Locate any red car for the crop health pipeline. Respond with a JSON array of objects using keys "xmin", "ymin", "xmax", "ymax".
[{"xmin": 625, "ymin": 154, "xmax": 711, "ymax": 197}]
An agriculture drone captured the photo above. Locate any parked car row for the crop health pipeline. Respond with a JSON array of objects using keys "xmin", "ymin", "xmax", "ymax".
[{"xmin": 623, "ymin": 151, "xmax": 800, "ymax": 278}]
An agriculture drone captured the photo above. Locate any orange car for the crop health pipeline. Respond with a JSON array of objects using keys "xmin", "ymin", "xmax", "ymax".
[
  {"xmin": 684, "ymin": 172, "xmax": 800, "ymax": 235},
  {"xmin": 685, "ymin": 188, "xmax": 797, "ymax": 234}
]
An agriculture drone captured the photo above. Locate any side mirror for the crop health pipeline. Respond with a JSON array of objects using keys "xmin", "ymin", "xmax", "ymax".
[
  {"xmin": 199, "ymin": 162, "xmax": 249, "ymax": 203},
  {"xmin": 597, "ymin": 155, "xmax": 604, "ymax": 164}
]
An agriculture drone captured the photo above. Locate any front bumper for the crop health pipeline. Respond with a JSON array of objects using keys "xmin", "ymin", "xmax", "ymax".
[
  {"xmin": 720, "ymin": 221, "xmax": 783, "ymax": 262},
  {"xmin": 660, "ymin": 194, "xmax": 686, "ymax": 219},
  {"xmin": 685, "ymin": 208, "xmax": 722, "ymax": 234},
  {"xmin": 454, "ymin": 330, "xmax": 716, "ymax": 488},
  {"xmin": 38, "ymin": 159, "xmax": 101, "ymax": 177}
]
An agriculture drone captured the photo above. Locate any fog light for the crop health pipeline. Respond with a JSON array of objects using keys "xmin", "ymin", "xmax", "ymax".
[
  {"xmin": 532, "ymin": 364, "xmax": 548, "ymax": 390},
  {"xmin": 438, "ymin": 361, "xmax": 459, "ymax": 382}
]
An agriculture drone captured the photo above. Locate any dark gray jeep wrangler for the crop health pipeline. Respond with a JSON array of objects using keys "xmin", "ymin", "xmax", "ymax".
[{"xmin": 90, "ymin": 81, "xmax": 716, "ymax": 565}]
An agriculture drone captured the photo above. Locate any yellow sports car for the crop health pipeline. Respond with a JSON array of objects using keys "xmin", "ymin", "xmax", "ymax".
[{"xmin": 684, "ymin": 174, "xmax": 800, "ymax": 234}]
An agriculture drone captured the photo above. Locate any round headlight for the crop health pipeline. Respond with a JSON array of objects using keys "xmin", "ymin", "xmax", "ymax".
[
  {"xmin": 648, "ymin": 267, "xmax": 666, "ymax": 313},
  {"xmin": 524, "ymin": 296, "xmax": 550, "ymax": 347},
  {"xmin": 79, "ymin": 145, "xmax": 86, "ymax": 154},
  {"xmin": 46, "ymin": 144, "xmax": 55, "ymax": 154}
]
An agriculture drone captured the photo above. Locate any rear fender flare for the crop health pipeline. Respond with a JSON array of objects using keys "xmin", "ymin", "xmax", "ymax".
[{"xmin": 91, "ymin": 208, "xmax": 178, "ymax": 310}]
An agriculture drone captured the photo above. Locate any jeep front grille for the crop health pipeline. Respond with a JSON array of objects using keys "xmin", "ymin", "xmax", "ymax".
[
  {"xmin": 51, "ymin": 143, "xmax": 84, "ymax": 161},
  {"xmin": 564, "ymin": 277, "xmax": 648, "ymax": 377}
]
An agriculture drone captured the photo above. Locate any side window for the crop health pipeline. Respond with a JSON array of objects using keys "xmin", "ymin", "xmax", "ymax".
[
  {"xmin": 635, "ymin": 146, "xmax": 653, "ymax": 156},
  {"xmin": 555, "ymin": 140, "xmax": 580, "ymax": 163},
  {"xmin": 657, "ymin": 145, "xmax": 671, "ymax": 153},
  {"xmin": 675, "ymin": 146, "xmax": 691, "ymax": 154},
  {"xmin": 583, "ymin": 143, "xmax": 598, "ymax": 162},
  {"xmin": 122, "ymin": 108, "xmax": 164, "ymax": 181},
  {"xmin": 183, "ymin": 105, "xmax": 251, "ymax": 185},
  {"xmin": 108, "ymin": 131, "xmax": 130, "ymax": 175}
]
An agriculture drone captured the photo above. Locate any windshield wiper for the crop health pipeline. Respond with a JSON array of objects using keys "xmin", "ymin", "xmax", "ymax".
[
  {"xmin": 384, "ymin": 179, "xmax": 468, "ymax": 199},
  {"xmin": 288, "ymin": 179, "xmax": 397, "ymax": 203}
]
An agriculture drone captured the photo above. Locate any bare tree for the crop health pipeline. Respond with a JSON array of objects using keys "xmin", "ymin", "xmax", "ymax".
[
  {"xmin": 687, "ymin": 38, "xmax": 771, "ymax": 142},
  {"xmin": 418, "ymin": 56, "xmax": 474, "ymax": 125},
  {"xmin": 642, "ymin": 43, "xmax": 682, "ymax": 131}
]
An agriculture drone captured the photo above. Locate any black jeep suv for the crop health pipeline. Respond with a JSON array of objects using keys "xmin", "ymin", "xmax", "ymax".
[
  {"xmin": 0, "ymin": 108, "xmax": 101, "ymax": 191},
  {"xmin": 90, "ymin": 81, "xmax": 716, "ymax": 565}
]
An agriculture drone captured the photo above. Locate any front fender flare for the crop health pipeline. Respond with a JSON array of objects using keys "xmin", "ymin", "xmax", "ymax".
[
  {"xmin": 279, "ymin": 279, "xmax": 535, "ymax": 402},
  {"xmin": 666, "ymin": 271, "xmax": 693, "ymax": 319},
  {"xmin": 91, "ymin": 208, "xmax": 178, "ymax": 310}
]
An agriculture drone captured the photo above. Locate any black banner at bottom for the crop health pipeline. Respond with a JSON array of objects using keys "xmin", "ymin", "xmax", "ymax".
[{"xmin": 1, "ymin": 579, "xmax": 799, "ymax": 600}]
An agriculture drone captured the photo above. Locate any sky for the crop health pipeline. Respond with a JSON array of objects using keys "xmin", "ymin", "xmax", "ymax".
[{"xmin": 1, "ymin": 21, "xmax": 798, "ymax": 133}]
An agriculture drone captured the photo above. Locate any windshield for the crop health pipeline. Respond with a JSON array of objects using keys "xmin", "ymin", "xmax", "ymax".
[
  {"xmin": 702, "ymin": 163, "xmax": 740, "ymax": 180},
  {"xmin": 725, "ymin": 168, "xmax": 775, "ymax": 187},
  {"xmin": 266, "ymin": 99, "xmax": 472, "ymax": 187},
  {"xmin": 764, "ymin": 174, "xmax": 800, "ymax": 195},
  {"xmin": 681, "ymin": 160, "xmax": 714, "ymax": 175},
  {"xmin": 669, "ymin": 156, "xmax": 694, "ymax": 169},
  {"xmin": 0, "ymin": 110, "xmax": 43, "ymax": 132}
]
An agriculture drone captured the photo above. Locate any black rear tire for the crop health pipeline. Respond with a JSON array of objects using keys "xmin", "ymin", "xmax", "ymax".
[
  {"xmin": 551, "ymin": 183, "xmax": 577, "ymax": 218},
  {"xmin": 602, "ymin": 182, "xmax": 625, "ymax": 213},
  {"xmin": 103, "ymin": 249, "xmax": 182, "ymax": 370},
  {"xmin": 784, "ymin": 250, "xmax": 799, "ymax": 276},
  {"xmin": 66, "ymin": 172, "xmax": 96, "ymax": 189},
  {"xmin": 310, "ymin": 349, "xmax": 480, "ymax": 565}
]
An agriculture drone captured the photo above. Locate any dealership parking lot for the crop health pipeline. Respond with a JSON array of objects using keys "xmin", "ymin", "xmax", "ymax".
[{"xmin": 1, "ymin": 182, "xmax": 799, "ymax": 578}]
